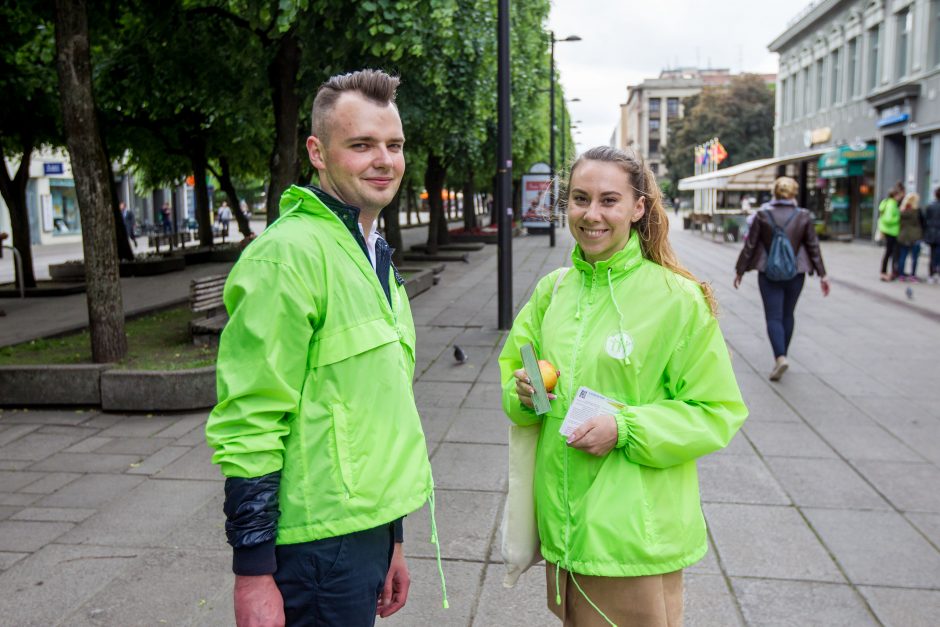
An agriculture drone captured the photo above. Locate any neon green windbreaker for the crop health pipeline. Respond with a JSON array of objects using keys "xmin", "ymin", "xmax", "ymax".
[
  {"xmin": 878, "ymin": 197, "xmax": 900, "ymax": 237},
  {"xmin": 499, "ymin": 233, "xmax": 747, "ymax": 578},
  {"xmin": 206, "ymin": 185, "xmax": 433, "ymax": 545}
]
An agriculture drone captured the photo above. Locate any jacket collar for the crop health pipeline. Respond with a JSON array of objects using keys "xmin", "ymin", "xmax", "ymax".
[{"xmin": 571, "ymin": 231, "xmax": 645, "ymax": 282}]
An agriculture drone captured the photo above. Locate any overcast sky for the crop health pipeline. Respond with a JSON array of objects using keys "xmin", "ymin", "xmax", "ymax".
[{"xmin": 546, "ymin": 0, "xmax": 810, "ymax": 152}]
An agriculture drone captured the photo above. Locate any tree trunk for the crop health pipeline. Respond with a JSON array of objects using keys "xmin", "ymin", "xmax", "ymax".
[
  {"xmin": 218, "ymin": 157, "xmax": 253, "ymax": 238},
  {"xmin": 0, "ymin": 141, "xmax": 38, "ymax": 288},
  {"xmin": 462, "ymin": 174, "xmax": 478, "ymax": 232},
  {"xmin": 424, "ymin": 153, "xmax": 447, "ymax": 254},
  {"xmin": 54, "ymin": 0, "xmax": 127, "ymax": 362},
  {"xmin": 265, "ymin": 31, "xmax": 301, "ymax": 225},
  {"xmin": 382, "ymin": 189, "xmax": 403, "ymax": 266},
  {"xmin": 191, "ymin": 149, "xmax": 213, "ymax": 246}
]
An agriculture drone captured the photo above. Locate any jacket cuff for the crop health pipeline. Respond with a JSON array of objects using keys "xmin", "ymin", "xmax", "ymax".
[
  {"xmin": 615, "ymin": 411, "xmax": 632, "ymax": 449},
  {"xmin": 393, "ymin": 517, "xmax": 404, "ymax": 543},
  {"xmin": 232, "ymin": 540, "xmax": 277, "ymax": 576}
]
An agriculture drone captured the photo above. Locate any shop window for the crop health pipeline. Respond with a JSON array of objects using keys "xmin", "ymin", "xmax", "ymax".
[{"xmin": 50, "ymin": 183, "xmax": 80, "ymax": 235}]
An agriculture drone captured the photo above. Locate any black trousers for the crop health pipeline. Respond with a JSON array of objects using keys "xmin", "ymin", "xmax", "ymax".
[
  {"xmin": 758, "ymin": 272, "xmax": 805, "ymax": 359},
  {"xmin": 881, "ymin": 234, "xmax": 899, "ymax": 274},
  {"xmin": 273, "ymin": 523, "xmax": 394, "ymax": 627}
]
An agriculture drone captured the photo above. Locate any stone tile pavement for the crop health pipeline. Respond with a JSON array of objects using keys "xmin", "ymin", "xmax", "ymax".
[{"xmin": 0, "ymin": 220, "xmax": 938, "ymax": 625}]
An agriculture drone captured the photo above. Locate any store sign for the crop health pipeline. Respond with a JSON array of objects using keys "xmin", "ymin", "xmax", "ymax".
[
  {"xmin": 43, "ymin": 162, "xmax": 64, "ymax": 175},
  {"xmin": 876, "ymin": 105, "xmax": 910, "ymax": 128}
]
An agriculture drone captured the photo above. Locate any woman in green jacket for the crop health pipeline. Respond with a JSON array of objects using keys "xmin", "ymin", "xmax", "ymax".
[
  {"xmin": 878, "ymin": 184, "xmax": 904, "ymax": 281},
  {"xmin": 500, "ymin": 146, "xmax": 747, "ymax": 626}
]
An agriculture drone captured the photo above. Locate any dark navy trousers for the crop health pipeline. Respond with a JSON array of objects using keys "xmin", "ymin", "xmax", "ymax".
[
  {"xmin": 273, "ymin": 523, "xmax": 394, "ymax": 627},
  {"xmin": 757, "ymin": 272, "xmax": 805, "ymax": 358}
]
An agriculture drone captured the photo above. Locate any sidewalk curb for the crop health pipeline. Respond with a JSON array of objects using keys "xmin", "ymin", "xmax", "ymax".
[{"xmin": 0, "ymin": 363, "xmax": 216, "ymax": 411}]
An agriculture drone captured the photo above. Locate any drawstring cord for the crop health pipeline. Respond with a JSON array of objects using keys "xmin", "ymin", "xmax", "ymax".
[
  {"xmin": 574, "ymin": 272, "xmax": 586, "ymax": 320},
  {"xmin": 569, "ymin": 571, "xmax": 618, "ymax": 627},
  {"xmin": 427, "ymin": 486, "xmax": 450, "ymax": 609},
  {"xmin": 607, "ymin": 268, "xmax": 630, "ymax": 367}
]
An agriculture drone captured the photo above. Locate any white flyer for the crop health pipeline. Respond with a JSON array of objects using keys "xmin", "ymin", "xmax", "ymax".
[{"xmin": 559, "ymin": 387, "xmax": 626, "ymax": 437}]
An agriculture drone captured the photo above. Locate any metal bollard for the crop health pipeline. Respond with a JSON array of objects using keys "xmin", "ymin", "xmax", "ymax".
[{"xmin": 2, "ymin": 245, "xmax": 25, "ymax": 298}]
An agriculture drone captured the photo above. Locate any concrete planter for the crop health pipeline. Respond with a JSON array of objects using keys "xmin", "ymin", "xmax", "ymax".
[
  {"xmin": 100, "ymin": 366, "xmax": 216, "ymax": 412},
  {"xmin": 403, "ymin": 269, "xmax": 435, "ymax": 300},
  {"xmin": 121, "ymin": 256, "xmax": 186, "ymax": 277},
  {"xmin": 48, "ymin": 262, "xmax": 86, "ymax": 282},
  {"xmin": 0, "ymin": 364, "xmax": 109, "ymax": 406}
]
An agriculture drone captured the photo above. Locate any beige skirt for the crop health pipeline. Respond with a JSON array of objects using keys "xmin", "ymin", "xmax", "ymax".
[{"xmin": 546, "ymin": 563, "xmax": 684, "ymax": 627}]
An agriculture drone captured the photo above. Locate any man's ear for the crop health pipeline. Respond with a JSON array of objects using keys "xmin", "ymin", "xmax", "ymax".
[{"xmin": 307, "ymin": 135, "xmax": 326, "ymax": 170}]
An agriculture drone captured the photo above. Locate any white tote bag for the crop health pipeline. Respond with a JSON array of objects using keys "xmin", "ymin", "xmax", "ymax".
[
  {"xmin": 500, "ymin": 267, "xmax": 569, "ymax": 588},
  {"xmin": 500, "ymin": 422, "xmax": 542, "ymax": 587}
]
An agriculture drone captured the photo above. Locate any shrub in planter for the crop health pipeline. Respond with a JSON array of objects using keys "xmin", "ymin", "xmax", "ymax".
[{"xmin": 48, "ymin": 260, "xmax": 86, "ymax": 282}]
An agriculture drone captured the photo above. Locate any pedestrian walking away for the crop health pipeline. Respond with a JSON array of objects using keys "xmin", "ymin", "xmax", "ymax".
[
  {"xmin": 121, "ymin": 201, "xmax": 137, "ymax": 247},
  {"xmin": 217, "ymin": 201, "xmax": 233, "ymax": 240},
  {"xmin": 500, "ymin": 146, "xmax": 747, "ymax": 627},
  {"xmin": 924, "ymin": 187, "xmax": 940, "ymax": 283},
  {"xmin": 877, "ymin": 183, "xmax": 904, "ymax": 281},
  {"xmin": 897, "ymin": 192, "xmax": 924, "ymax": 281},
  {"xmin": 734, "ymin": 176, "xmax": 830, "ymax": 381},
  {"xmin": 205, "ymin": 69, "xmax": 446, "ymax": 627}
]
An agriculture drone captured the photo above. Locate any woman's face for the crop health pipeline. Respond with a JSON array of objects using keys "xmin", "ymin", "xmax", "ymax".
[{"xmin": 567, "ymin": 160, "xmax": 646, "ymax": 264}]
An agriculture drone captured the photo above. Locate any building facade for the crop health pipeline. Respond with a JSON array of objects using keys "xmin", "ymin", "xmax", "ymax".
[{"xmin": 771, "ymin": 0, "xmax": 940, "ymax": 239}]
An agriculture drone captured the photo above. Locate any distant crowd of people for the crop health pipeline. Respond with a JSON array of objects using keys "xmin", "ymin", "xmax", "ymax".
[{"xmin": 877, "ymin": 183, "xmax": 940, "ymax": 283}]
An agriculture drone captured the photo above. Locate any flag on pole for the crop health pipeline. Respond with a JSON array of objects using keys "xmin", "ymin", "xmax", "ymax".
[{"xmin": 713, "ymin": 140, "xmax": 728, "ymax": 164}]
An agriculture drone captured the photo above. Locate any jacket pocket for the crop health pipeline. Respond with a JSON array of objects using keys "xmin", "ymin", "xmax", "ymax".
[
  {"xmin": 309, "ymin": 317, "xmax": 400, "ymax": 368},
  {"xmin": 330, "ymin": 403, "xmax": 356, "ymax": 499}
]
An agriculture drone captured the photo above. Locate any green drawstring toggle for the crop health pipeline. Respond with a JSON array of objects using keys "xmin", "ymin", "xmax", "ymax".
[
  {"xmin": 427, "ymin": 488, "xmax": 450, "ymax": 609},
  {"xmin": 555, "ymin": 562, "xmax": 562, "ymax": 605}
]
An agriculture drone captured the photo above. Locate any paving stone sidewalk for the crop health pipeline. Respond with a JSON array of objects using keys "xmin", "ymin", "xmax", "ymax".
[{"xmin": 1, "ymin": 221, "xmax": 938, "ymax": 626}]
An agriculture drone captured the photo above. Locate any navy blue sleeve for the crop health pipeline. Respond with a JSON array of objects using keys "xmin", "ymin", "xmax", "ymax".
[{"xmin": 223, "ymin": 472, "xmax": 281, "ymax": 576}]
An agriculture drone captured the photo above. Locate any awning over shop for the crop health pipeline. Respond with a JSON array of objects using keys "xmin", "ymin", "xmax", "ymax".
[
  {"xmin": 817, "ymin": 144, "xmax": 876, "ymax": 179},
  {"xmin": 678, "ymin": 148, "xmax": 829, "ymax": 192}
]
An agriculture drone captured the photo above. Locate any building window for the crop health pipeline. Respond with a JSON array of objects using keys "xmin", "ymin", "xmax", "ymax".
[
  {"xmin": 847, "ymin": 37, "xmax": 859, "ymax": 97},
  {"xmin": 803, "ymin": 66, "xmax": 812, "ymax": 116},
  {"xmin": 649, "ymin": 98, "xmax": 661, "ymax": 116},
  {"xmin": 830, "ymin": 49, "xmax": 841, "ymax": 105},
  {"xmin": 666, "ymin": 97, "xmax": 679, "ymax": 117},
  {"xmin": 648, "ymin": 139, "xmax": 660, "ymax": 155},
  {"xmin": 650, "ymin": 163, "xmax": 660, "ymax": 176},
  {"xmin": 787, "ymin": 76, "xmax": 795, "ymax": 121},
  {"xmin": 933, "ymin": 0, "xmax": 940, "ymax": 67},
  {"xmin": 867, "ymin": 24, "xmax": 881, "ymax": 90},
  {"xmin": 815, "ymin": 58, "xmax": 825, "ymax": 110},
  {"xmin": 649, "ymin": 118, "xmax": 660, "ymax": 132},
  {"xmin": 780, "ymin": 77, "xmax": 789, "ymax": 122},
  {"xmin": 896, "ymin": 8, "xmax": 911, "ymax": 79},
  {"xmin": 50, "ymin": 182, "xmax": 81, "ymax": 235}
]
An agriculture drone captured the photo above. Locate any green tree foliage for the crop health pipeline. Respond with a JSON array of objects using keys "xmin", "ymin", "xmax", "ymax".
[{"xmin": 664, "ymin": 74, "xmax": 775, "ymax": 191}]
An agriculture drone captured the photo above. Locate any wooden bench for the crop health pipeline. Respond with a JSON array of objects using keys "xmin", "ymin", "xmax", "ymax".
[
  {"xmin": 189, "ymin": 274, "xmax": 228, "ymax": 346},
  {"xmin": 148, "ymin": 232, "xmax": 193, "ymax": 252}
]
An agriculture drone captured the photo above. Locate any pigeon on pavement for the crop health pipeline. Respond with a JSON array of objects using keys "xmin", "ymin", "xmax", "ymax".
[{"xmin": 453, "ymin": 345, "xmax": 468, "ymax": 364}]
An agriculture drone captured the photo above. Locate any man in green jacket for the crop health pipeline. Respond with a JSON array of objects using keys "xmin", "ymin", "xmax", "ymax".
[{"xmin": 206, "ymin": 69, "xmax": 438, "ymax": 626}]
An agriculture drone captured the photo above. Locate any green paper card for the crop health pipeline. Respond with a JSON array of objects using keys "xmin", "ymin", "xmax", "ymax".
[{"xmin": 521, "ymin": 343, "xmax": 552, "ymax": 415}]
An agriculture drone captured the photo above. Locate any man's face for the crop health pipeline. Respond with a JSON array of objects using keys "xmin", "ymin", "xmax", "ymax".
[{"xmin": 306, "ymin": 92, "xmax": 405, "ymax": 214}]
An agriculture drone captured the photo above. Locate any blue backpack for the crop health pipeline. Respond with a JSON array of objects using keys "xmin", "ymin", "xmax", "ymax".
[{"xmin": 763, "ymin": 209, "xmax": 799, "ymax": 281}]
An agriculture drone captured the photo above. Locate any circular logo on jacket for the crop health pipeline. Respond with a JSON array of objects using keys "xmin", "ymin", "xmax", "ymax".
[{"xmin": 606, "ymin": 332, "xmax": 634, "ymax": 360}]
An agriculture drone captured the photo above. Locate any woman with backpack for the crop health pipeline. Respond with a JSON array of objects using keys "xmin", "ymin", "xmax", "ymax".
[{"xmin": 734, "ymin": 177, "xmax": 830, "ymax": 381}]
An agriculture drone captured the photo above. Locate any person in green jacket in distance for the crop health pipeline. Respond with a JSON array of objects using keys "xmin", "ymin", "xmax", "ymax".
[
  {"xmin": 206, "ymin": 70, "xmax": 443, "ymax": 627},
  {"xmin": 878, "ymin": 183, "xmax": 905, "ymax": 281},
  {"xmin": 500, "ymin": 146, "xmax": 747, "ymax": 627}
]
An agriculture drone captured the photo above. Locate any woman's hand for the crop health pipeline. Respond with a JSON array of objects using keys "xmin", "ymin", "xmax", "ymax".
[
  {"xmin": 566, "ymin": 414, "xmax": 618, "ymax": 457},
  {"xmin": 820, "ymin": 276, "xmax": 831, "ymax": 297},
  {"xmin": 513, "ymin": 368, "xmax": 557, "ymax": 409},
  {"xmin": 733, "ymin": 274, "xmax": 742, "ymax": 289}
]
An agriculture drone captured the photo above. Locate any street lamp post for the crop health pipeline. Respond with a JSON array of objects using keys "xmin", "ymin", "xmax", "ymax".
[
  {"xmin": 497, "ymin": 0, "xmax": 513, "ymax": 329},
  {"xmin": 549, "ymin": 32, "xmax": 581, "ymax": 248}
]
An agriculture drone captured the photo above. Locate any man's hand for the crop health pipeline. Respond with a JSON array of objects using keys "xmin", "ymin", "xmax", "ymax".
[
  {"xmin": 234, "ymin": 574, "xmax": 284, "ymax": 627},
  {"xmin": 566, "ymin": 414, "xmax": 618, "ymax": 457},
  {"xmin": 733, "ymin": 274, "xmax": 743, "ymax": 289},
  {"xmin": 820, "ymin": 276, "xmax": 831, "ymax": 297},
  {"xmin": 513, "ymin": 368, "xmax": 558, "ymax": 409},
  {"xmin": 377, "ymin": 542, "xmax": 410, "ymax": 618}
]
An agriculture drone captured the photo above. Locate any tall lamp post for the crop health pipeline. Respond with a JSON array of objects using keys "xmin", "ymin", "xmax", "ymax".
[
  {"xmin": 497, "ymin": 0, "xmax": 513, "ymax": 329},
  {"xmin": 549, "ymin": 32, "xmax": 581, "ymax": 248}
]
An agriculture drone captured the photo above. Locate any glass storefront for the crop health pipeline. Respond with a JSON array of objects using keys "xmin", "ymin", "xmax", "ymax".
[
  {"xmin": 817, "ymin": 144, "xmax": 877, "ymax": 240},
  {"xmin": 49, "ymin": 179, "xmax": 80, "ymax": 236}
]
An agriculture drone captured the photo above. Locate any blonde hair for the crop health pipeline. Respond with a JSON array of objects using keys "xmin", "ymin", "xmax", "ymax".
[
  {"xmin": 900, "ymin": 192, "xmax": 920, "ymax": 210},
  {"xmin": 773, "ymin": 177, "xmax": 799, "ymax": 200},
  {"xmin": 564, "ymin": 146, "xmax": 718, "ymax": 316}
]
